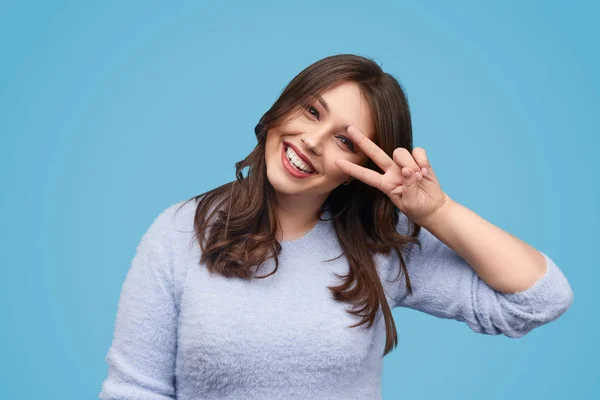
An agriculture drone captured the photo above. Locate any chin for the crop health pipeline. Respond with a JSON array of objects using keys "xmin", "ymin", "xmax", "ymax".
[{"xmin": 266, "ymin": 168, "xmax": 305, "ymax": 195}]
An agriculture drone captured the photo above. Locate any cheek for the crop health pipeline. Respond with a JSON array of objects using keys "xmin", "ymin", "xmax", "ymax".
[
  {"xmin": 265, "ymin": 131, "xmax": 282, "ymax": 157},
  {"xmin": 322, "ymin": 157, "xmax": 349, "ymax": 181}
]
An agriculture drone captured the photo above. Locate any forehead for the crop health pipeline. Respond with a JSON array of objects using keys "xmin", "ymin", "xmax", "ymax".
[{"xmin": 316, "ymin": 81, "xmax": 375, "ymax": 140}]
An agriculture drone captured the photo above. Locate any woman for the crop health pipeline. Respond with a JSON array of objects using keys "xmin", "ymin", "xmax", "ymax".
[{"xmin": 99, "ymin": 54, "xmax": 573, "ymax": 400}]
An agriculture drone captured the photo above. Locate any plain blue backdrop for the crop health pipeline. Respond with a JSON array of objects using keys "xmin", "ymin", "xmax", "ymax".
[{"xmin": 1, "ymin": 1, "xmax": 597, "ymax": 399}]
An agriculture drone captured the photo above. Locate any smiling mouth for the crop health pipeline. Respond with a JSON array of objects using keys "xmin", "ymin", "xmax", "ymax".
[{"xmin": 283, "ymin": 145, "xmax": 316, "ymax": 175}]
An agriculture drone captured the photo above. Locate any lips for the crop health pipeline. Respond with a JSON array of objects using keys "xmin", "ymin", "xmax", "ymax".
[{"xmin": 283, "ymin": 141, "xmax": 317, "ymax": 172}]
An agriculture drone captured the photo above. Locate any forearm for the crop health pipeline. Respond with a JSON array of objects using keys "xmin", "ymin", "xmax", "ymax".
[{"xmin": 419, "ymin": 194, "xmax": 547, "ymax": 294}]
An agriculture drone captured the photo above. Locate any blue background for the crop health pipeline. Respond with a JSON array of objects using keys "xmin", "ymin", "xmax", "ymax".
[{"xmin": 1, "ymin": 1, "xmax": 597, "ymax": 399}]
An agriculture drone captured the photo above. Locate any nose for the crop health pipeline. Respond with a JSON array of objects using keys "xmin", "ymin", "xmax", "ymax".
[
  {"xmin": 300, "ymin": 121, "xmax": 350, "ymax": 157},
  {"xmin": 300, "ymin": 126, "xmax": 332, "ymax": 156},
  {"xmin": 300, "ymin": 136, "xmax": 321, "ymax": 156}
]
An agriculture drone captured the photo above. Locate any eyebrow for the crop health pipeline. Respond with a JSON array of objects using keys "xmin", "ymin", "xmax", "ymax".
[
  {"xmin": 315, "ymin": 94, "xmax": 329, "ymax": 113},
  {"xmin": 314, "ymin": 94, "xmax": 350, "ymax": 131}
]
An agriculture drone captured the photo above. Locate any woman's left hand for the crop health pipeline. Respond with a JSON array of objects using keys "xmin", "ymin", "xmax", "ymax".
[{"xmin": 334, "ymin": 125, "xmax": 453, "ymax": 227}]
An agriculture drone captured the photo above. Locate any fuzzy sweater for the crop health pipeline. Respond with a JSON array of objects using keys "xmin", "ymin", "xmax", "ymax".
[{"xmin": 99, "ymin": 199, "xmax": 573, "ymax": 400}]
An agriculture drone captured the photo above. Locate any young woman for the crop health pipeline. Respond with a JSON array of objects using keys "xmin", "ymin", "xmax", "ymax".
[{"xmin": 99, "ymin": 54, "xmax": 574, "ymax": 400}]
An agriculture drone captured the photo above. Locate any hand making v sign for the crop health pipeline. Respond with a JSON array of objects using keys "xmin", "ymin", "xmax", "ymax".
[{"xmin": 334, "ymin": 125, "xmax": 452, "ymax": 227}]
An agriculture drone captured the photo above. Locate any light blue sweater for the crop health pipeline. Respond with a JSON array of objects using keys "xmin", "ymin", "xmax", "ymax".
[{"xmin": 99, "ymin": 199, "xmax": 573, "ymax": 400}]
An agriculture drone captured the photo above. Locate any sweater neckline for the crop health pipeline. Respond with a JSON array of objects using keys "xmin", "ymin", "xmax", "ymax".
[
  {"xmin": 279, "ymin": 218, "xmax": 326, "ymax": 245},
  {"xmin": 279, "ymin": 209, "xmax": 332, "ymax": 246}
]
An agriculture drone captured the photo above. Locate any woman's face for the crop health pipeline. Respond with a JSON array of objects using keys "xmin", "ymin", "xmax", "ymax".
[{"xmin": 265, "ymin": 80, "xmax": 376, "ymax": 200}]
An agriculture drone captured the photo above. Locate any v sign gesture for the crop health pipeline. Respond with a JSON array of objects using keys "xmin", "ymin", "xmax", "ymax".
[{"xmin": 334, "ymin": 125, "xmax": 453, "ymax": 227}]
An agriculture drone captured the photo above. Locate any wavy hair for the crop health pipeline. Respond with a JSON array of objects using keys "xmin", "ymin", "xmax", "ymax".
[{"xmin": 178, "ymin": 54, "xmax": 422, "ymax": 356}]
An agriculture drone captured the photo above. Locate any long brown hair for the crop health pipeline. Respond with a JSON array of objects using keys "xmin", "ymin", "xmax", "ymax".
[{"xmin": 178, "ymin": 54, "xmax": 422, "ymax": 356}]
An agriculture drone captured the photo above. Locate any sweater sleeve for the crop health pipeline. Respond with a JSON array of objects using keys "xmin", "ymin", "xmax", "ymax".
[
  {"xmin": 392, "ymin": 214, "xmax": 574, "ymax": 338},
  {"xmin": 99, "ymin": 212, "xmax": 178, "ymax": 399}
]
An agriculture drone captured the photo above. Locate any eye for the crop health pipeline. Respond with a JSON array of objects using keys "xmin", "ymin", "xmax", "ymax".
[
  {"xmin": 336, "ymin": 135, "xmax": 356, "ymax": 153},
  {"xmin": 305, "ymin": 105, "xmax": 320, "ymax": 121}
]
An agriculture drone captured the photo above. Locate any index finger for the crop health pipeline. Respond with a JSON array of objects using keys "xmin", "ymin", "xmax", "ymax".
[
  {"xmin": 334, "ymin": 159, "xmax": 385, "ymax": 191},
  {"xmin": 347, "ymin": 125, "xmax": 394, "ymax": 172}
]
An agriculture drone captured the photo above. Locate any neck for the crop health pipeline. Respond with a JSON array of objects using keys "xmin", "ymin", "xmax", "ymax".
[{"xmin": 274, "ymin": 191, "xmax": 327, "ymax": 241}]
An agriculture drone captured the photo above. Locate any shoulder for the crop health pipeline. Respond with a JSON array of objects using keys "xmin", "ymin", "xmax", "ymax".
[
  {"xmin": 145, "ymin": 198, "xmax": 198, "ymax": 242},
  {"xmin": 143, "ymin": 197, "xmax": 200, "ymax": 307},
  {"xmin": 137, "ymin": 198, "xmax": 201, "ymax": 267}
]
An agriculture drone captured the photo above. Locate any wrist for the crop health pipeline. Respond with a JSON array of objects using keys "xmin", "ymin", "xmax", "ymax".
[{"xmin": 418, "ymin": 193, "xmax": 456, "ymax": 230}]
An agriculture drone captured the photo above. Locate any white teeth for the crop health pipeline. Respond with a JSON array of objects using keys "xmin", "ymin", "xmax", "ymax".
[{"xmin": 285, "ymin": 146, "xmax": 314, "ymax": 174}]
